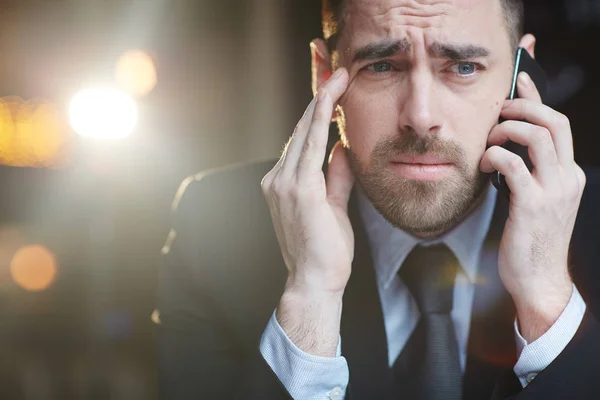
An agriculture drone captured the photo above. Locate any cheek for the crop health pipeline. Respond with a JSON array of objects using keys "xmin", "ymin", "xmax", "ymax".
[
  {"xmin": 458, "ymin": 98, "xmax": 505, "ymax": 163},
  {"xmin": 338, "ymin": 84, "xmax": 399, "ymax": 161}
]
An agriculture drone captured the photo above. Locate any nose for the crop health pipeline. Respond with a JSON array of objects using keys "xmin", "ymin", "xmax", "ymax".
[{"xmin": 399, "ymin": 69, "xmax": 443, "ymax": 136}]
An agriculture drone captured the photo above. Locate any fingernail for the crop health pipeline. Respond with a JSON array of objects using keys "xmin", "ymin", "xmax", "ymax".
[
  {"xmin": 310, "ymin": 41, "xmax": 325, "ymax": 59},
  {"xmin": 518, "ymin": 72, "xmax": 532, "ymax": 88},
  {"xmin": 331, "ymin": 68, "xmax": 344, "ymax": 80}
]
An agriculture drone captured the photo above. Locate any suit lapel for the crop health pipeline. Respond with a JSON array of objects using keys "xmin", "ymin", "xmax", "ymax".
[
  {"xmin": 341, "ymin": 190, "xmax": 392, "ymax": 400},
  {"xmin": 463, "ymin": 193, "xmax": 518, "ymax": 400}
]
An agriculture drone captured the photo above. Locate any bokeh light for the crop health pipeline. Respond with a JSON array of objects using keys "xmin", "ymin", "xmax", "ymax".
[
  {"xmin": 10, "ymin": 245, "xmax": 58, "ymax": 292},
  {"xmin": 0, "ymin": 97, "xmax": 71, "ymax": 168},
  {"xmin": 115, "ymin": 50, "xmax": 157, "ymax": 97},
  {"xmin": 69, "ymin": 88, "xmax": 138, "ymax": 139},
  {"xmin": 151, "ymin": 309, "xmax": 161, "ymax": 325}
]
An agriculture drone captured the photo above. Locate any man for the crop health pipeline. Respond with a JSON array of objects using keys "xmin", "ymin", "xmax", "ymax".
[{"xmin": 156, "ymin": 0, "xmax": 600, "ymax": 399}]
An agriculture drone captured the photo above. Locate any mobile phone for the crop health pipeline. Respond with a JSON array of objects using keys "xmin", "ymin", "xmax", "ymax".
[{"xmin": 490, "ymin": 47, "xmax": 548, "ymax": 198}]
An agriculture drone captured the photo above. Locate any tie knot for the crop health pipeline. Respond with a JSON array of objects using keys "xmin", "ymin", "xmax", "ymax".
[{"xmin": 399, "ymin": 244, "xmax": 458, "ymax": 314}]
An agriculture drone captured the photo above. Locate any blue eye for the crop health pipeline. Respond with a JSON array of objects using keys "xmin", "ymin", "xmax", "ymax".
[
  {"xmin": 456, "ymin": 62, "xmax": 476, "ymax": 75},
  {"xmin": 368, "ymin": 61, "xmax": 393, "ymax": 73}
]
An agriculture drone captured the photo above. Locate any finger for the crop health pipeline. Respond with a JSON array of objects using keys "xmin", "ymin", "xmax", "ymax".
[
  {"xmin": 298, "ymin": 68, "xmax": 349, "ymax": 175},
  {"xmin": 480, "ymin": 146, "xmax": 535, "ymax": 198},
  {"xmin": 516, "ymin": 72, "xmax": 542, "ymax": 103},
  {"xmin": 501, "ymin": 98, "xmax": 574, "ymax": 166},
  {"xmin": 488, "ymin": 120, "xmax": 558, "ymax": 185},
  {"xmin": 283, "ymin": 69, "xmax": 347, "ymax": 175},
  {"xmin": 326, "ymin": 141, "xmax": 355, "ymax": 213},
  {"xmin": 279, "ymin": 95, "xmax": 319, "ymax": 173}
]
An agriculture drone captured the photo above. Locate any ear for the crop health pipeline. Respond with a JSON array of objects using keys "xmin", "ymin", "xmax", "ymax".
[
  {"xmin": 519, "ymin": 33, "xmax": 537, "ymax": 59},
  {"xmin": 310, "ymin": 38, "xmax": 333, "ymax": 96}
]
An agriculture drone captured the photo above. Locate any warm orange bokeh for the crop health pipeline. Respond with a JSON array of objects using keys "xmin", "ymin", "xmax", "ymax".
[
  {"xmin": 115, "ymin": 50, "xmax": 157, "ymax": 97},
  {"xmin": 0, "ymin": 97, "xmax": 71, "ymax": 168},
  {"xmin": 10, "ymin": 245, "xmax": 58, "ymax": 292}
]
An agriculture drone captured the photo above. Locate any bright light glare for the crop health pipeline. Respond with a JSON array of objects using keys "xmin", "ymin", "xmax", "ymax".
[
  {"xmin": 69, "ymin": 88, "xmax": 138, "ymax": 139},
  {"xmin": 115, "ymin": 50, "xmax": 157, "ymax": 97}
]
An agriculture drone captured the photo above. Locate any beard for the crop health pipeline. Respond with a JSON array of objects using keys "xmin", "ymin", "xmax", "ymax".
[{"xmin": 346, "ymin": 130, "xmax": 489, "ymax": 237}]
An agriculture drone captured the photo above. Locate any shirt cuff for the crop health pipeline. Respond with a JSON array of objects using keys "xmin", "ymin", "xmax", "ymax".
[
  {"xmin": 259, "ymin": 310, "xmax": 349, "ymax": 400},
  {"xmin": 513, "ymin": 284, "xmax": 586, "ymax": 387}
]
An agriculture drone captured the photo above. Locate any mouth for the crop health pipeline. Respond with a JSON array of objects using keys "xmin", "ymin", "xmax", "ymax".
[{"xmin": 389, "ymin": 155, "xmax": 455, "ymax": 181}]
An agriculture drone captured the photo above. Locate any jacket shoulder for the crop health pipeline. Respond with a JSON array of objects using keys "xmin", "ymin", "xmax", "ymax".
[
  {"xmin": 158, "ymin": 159, "xmax": 285, "ymax": 351},
  {"xmin": 170, "ymin": 159, "xmax": 277, "ymax": 220}
]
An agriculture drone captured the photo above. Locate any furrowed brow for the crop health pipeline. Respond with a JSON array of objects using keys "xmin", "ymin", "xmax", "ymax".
[
  {"xmin": 352, "ymin": 39, "xmax": 412, "ymax": 62},
  {"xmin": 430, "ymin": 42, "xmax": 491, "ymax": 60}
]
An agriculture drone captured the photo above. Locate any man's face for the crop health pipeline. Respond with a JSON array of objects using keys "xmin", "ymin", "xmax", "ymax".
[{"xmin": 333, "ymin": 0, "xmax": 515, "ymax": 236}]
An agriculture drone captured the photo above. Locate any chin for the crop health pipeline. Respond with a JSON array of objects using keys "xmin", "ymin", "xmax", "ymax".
[{"xmin": 359, "ymin": 172, "xmax": 488, "ymax": 237}]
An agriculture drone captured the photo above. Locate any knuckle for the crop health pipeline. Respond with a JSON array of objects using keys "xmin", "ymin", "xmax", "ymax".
[
  {"xmin": 303, "ymin": 137, "xmax": 317, "ymax": 153},
  {"xmin": 535, "ymin": 127, "xmax": 557, "ymax": 159},
  {"xmin": 271, "ymin": 178, "xmax": 287, "ymax": 196},
  {"xmin": 260, "ymin": 175, "xmax": 270, "ymax": 192},
  {"xmin": 261, "ymin": 169, "xmax": 276, "ymax": 187},
  {"xmin": 556, "ymin": 112, "xmax": 571, "ymax": 129},
  {"xmin": 535, "ymin": 125, "xmax": 551, "ymax": 139},
  {"xmin": 576, "ymin": 165, "xmax": 587, "ymax": 193},
  {"xmin": 578, "ymin": 166, "xmax": 587, "ymax": 186},
  {"xmin": 532, "ymin": 126, "xmax": 551, "ymax": 145},
  {"xmin": 508, "ymin": 156, "xmax": 524, "ymax": 174}
]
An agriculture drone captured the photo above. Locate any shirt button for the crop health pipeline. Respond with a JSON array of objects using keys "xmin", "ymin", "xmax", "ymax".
[
  {"xmin": 328, "ymin": 386, "xmax": 343, "ymax": 400},
  {"xmin": 526, "ymin": 372, "xmax": 537, "ymax": 384}
]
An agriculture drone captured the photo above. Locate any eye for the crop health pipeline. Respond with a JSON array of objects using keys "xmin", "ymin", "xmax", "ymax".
[
  {"xmin": 366, "ymin": 61, "xmax": 393, "ymax": 73},
  {"xmin": 458, "ymin": 63, "xmax": 475, "ymax": 75},
  {"xmin": 449, "ymin": 62, "xmax": 481, "ymax": 77}
]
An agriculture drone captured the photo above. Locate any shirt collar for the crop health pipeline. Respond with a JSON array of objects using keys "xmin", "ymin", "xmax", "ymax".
[{"xmin": 356, "ymin": 183, "xmax": 498, "ymax": 290}]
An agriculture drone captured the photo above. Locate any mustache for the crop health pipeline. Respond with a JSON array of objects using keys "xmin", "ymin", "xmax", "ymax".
[{"xmin": 372, "ymin": 130, "xmax": 466, "ymax": 167}]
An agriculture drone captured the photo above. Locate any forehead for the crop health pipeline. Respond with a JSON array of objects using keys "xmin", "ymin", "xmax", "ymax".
[{"xmin": 339, "ymin": 0, "xmax": 509, "ymax": 55}]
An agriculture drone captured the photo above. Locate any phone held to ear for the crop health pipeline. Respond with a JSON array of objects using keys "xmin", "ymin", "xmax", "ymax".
[{"xmin": 490, "ymin": 47, "xmax": 549, "ymax": 199}]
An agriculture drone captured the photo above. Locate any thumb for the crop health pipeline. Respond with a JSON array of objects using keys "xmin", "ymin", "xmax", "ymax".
[{"xmin": 326, "ymin": 140, "xmax": 355, "ymax": 212}]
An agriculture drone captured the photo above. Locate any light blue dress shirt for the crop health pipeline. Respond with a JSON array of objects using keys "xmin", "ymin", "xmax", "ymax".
[{"xmin": 260, "ymin": 184, "xmax": 586, "ymax": 400}]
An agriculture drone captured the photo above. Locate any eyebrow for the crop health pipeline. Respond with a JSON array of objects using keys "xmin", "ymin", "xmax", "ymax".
[
  {"xmin": 353, "ymin": 39, "xmax": 412, "ymax": 62},
  {"xmin": 352, "ymin": 39, "xmax": 490, "ymax": 62},
  {"xmin": 429, "ymin": 42, "xmax": 491, "ymax": 60}
]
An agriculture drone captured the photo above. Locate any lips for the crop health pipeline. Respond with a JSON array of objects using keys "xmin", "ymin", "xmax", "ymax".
[
  {"xmin": 388, "ymin": 154, "xmax": 455, "ymax": 181},
  {"xmin": 390, "ymin": 154, "xmax": 453, "ymax": 166}
]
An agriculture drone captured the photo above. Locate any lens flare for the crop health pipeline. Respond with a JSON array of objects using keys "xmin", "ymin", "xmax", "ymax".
[
  {"xmin": 115, "ymin": 50, "xmax": 157, "ymax": 97},
  {"xmin": 10, "ymin": 245, "xmax": 58, "ymax": 292}
]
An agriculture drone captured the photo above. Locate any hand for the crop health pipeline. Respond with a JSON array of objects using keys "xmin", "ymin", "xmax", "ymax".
[
  {"xmin": 261, "ymin": 68, "xmax": 353, "ymax": 355},
  {"xmin": 262, "ymin": 67, "xmax": 353, "ymax": 294},
  {"xmin": 480, "ymin": 72, "xmax": 586, "ymax": 341}
]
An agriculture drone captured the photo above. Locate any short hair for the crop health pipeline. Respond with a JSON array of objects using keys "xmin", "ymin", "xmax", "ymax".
[{"xmin": 322, "ymin": 0, "xmax": 524, "ymax": 52}]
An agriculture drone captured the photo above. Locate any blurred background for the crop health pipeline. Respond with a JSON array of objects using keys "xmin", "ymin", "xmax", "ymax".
[{"xmin": 0, "ymin": 0, "xmax": 599, "ymax": 398}]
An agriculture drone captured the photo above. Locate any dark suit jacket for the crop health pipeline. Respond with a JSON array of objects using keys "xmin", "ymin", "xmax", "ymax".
[{"xmin": 156, "ymin": 159, "xmax": 600, "ymax": 399}]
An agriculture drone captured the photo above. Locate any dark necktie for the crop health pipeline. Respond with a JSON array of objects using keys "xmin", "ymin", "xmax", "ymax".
[{"xmin": 393, "ymin": 244, "xmax": 462, "ymax": 400}]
